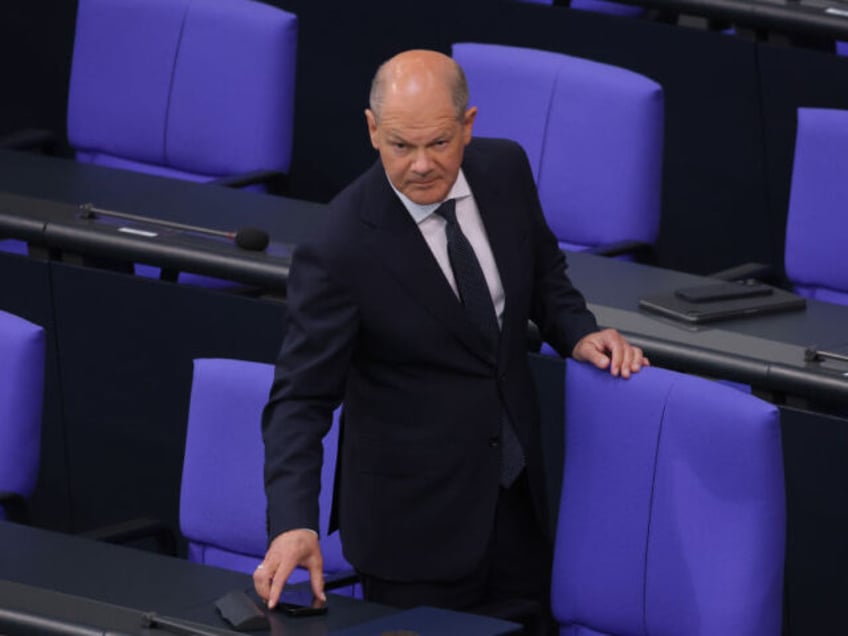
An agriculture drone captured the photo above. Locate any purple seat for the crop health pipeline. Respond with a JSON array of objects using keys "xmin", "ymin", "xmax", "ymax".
[
  {"xmin": 0, "ymin": 240, "xmax": 30, "ymax": 257},
  {"xmin": 180, "ymin": 358, "xmax": 357, "ymax": 594},
  {"xmin": 570, "ymin": 0, "xmax": 645, "ymax": 17},
  {"xmin": 67, "ymin": 0, "xmax": 297, "ymax": 187},
  {"xmin": 452, "ymin": 43, "xmax": 663, "ymax": 258},
  {"xmin": 784, "ymin": 108, "xmax": 848, "ymax": 305},
  {"xmin": 553, "ymin": 360, "xmax": 785, "ymax": 635},
  {"xmin": 0, "ymin": 310, "xmax": 46, "ymax": 522},
  {"xmin": 518, "ymin": 0, "xmax": 643, "ymax": 13}
]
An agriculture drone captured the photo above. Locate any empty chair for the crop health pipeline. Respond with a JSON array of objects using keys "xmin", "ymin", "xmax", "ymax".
[
  {"xmin": 67, "ymin": 0, "xmax": 298, "ymax": 192},
  {"xmin": 552, "ymin": 360, "xmax": 785, "ymax": 635},
  {"xmin": 180, "ymin": 358, "xmax": 355, "ymax": 592},
  {"xmin": 452, "ymin": 42, "xmax": 663, "ymax": 259},
  {"xmin": 784, "ymin": 107, "xmax": 848, "ymax": 305},
  {"xmin": 0, "ymin": 310, "xmax": 46, "ymax": 523}
]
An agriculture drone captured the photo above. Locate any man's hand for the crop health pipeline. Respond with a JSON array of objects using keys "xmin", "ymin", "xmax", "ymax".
[
  {"xmin": 253, "ymin": 529, "xmax": 326, "ymax": 608},
  {"xmin": 572, "ymin": 328, "xmax": 649, "ymax": 378}
]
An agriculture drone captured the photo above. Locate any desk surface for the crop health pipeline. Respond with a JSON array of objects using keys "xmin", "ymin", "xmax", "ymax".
[
  {"xmin": 566, "ymin": 251, "xmax": 848, "ymax": 403},
  {"xmin": 0, "ymin": 521, "xmax": 518, "ymax": 635},
  {"xmin": 0, "ymin": 149, "xmax": 326, "ymax": 241},
  {"xmin": 0, "ymin": 150, "xmax": 328, "ymax": 291},
  {"xmin": 593, "ymin": 0, "xmax": 848, "ymax": 41}
]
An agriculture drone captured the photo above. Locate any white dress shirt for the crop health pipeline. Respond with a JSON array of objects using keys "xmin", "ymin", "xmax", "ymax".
[{"xmin": 390, "ymin": 170, "xmax": 506, "ymax": 328}]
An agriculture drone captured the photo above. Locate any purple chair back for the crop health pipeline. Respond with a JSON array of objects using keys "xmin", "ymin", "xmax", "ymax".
[
  {"xmin": 784, "ymin": 108, "xmax": 848, "ymax": 305},
  {"xmin": 180, "ymin": 358, "xmax": 351, "ymax": 586},
  {"xmin": 0, "ymin": 311, "xmax": 45, "ymax": 520},
  {"xmin": 571, "ymin": 0, "xmax": 645, "ymax": 17},
  {"xmin": 452, "ymin": 43, "xmax": 663, "ymax": 253},
  {"xmin": 553, "ymin": 360, "xmax": 785, "ymax": 635},
  {"xmin": 516, "ymin": 0, "xmax": 643, "ymax": 13},
  {"xmin": 67, "ymin": 0, "xmax": 297, "ymax": 182}
]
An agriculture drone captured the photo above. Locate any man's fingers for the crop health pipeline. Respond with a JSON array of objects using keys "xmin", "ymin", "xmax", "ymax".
[
  {"xmin": 309, "ymin": 566, "xmax": 327, "ymax": 603},
  {"xmin": 267, "ymin": 562, "xmax": 293, "ymax": 609},
  {"xmin": 253, "ymin": 559, "xmax": 275, "ymax": 602},
  {"xmin": 573, "ymin": 329, "xmax": 649, "ymax": 378},
  {"xmin": 255, "ymin": 529, "xmax": 323, "ymax": 609}
]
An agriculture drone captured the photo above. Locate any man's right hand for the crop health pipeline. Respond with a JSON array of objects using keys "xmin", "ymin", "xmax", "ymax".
[{"xmin": 253, "ymin": 529, "xmax": 326, "ymax": 608}]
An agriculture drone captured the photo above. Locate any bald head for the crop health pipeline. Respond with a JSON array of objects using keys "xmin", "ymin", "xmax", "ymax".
[{"xmin": 369, "ymin": 50, "xmax": 469, "ymax": 123}]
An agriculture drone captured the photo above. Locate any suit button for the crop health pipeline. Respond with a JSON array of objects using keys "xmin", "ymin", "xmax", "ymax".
[{"xmin": 489, "ymin": 436, "xmax": 501, "ymax": 448}]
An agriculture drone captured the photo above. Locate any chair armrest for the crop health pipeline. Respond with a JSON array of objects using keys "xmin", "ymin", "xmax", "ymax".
[
  {"xmin": 210, "ymin": 170, "xmax": 288, "ymax": 195},
  {"xmin": 584, "ymin": 239, "xmax": 655, "ymax": 262},
  {"xmin": 0, "ymin": 128, "xmax": 59, "ymax": 153},
  {"xmin": 80, "ymin": 517, "xmax": 178, "ymax": 556},
  {"xmin": 0, "ymin": 492, "xmax": 29, "ymax": 524}
]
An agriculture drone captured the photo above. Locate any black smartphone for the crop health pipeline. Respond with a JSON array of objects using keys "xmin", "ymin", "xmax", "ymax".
[
  {"xmin": 276, "ymin": 587, "xmax": 328, "ymax": 617},
  {"xmin": 674, "ymin": 280, "xmax": 773, "ymax": 303}
]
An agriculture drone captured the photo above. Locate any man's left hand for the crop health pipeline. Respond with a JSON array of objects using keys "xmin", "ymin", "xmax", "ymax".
[{"xmin": 572, "ymin": 328, "xmax": 649, "ymax": 378}]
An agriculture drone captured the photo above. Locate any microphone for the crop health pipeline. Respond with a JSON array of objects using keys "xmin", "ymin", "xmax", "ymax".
[{"xmin": 78, "ymin": 203, "xmax": 270, "ymax": 252}]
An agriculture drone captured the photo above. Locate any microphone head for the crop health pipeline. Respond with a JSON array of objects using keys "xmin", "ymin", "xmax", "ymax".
[{"xmin": 234, "ymin": 227, "xmax": 270, "ymax": 251}]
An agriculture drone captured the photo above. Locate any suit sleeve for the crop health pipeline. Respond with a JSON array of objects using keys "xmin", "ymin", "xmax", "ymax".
[{"xmin": 262, "ymin": 239, "xmax": 359, "ymax": 541}]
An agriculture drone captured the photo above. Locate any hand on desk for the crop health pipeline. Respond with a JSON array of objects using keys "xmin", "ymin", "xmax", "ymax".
[
  {"xmin": 253, "ymin": 528, "xmax": 326, "ymax": 609},
  {"xmin": 572, "ymin": 328, "xmax": 649, "ymax": 379}
]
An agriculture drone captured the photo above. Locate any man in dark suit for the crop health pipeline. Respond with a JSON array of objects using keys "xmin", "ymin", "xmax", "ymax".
[{"xmin": 254, "ymin": 49, "xmax": 647, "ymax": 629}]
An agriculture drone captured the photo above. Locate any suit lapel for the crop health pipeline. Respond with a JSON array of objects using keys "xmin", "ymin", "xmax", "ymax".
[{"xmin": 358, "ymin": 163, "xmax": 495, "ymax": 364}]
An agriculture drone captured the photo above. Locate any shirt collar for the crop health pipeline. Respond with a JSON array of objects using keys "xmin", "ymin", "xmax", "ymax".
[{"xmin": 389, "ymin": 170, "xmax": 472, "ymax": 224}]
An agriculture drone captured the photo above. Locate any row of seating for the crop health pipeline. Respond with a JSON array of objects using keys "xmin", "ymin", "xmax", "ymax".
[
  {"xmin": 0, "ymin": 298, "xmax": 786, "ymax": 633},
  {"xmin": 4, "ymin": 0, "xmax": 845, "ymax": 305},
  {"xmin": 166, "ymin": 355, "xmax": 790, "ymax": 634}
]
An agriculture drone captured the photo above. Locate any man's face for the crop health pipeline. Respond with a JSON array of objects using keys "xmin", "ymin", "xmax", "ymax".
[{"xmin": 366, "ymin": 86, "xmax": 476, "ymax": 206}]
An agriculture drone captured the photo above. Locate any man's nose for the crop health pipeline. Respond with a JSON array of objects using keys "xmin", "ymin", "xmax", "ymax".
[{"xmin": 410, "ymin": 149, "xmax": 433, "ymax": 173}]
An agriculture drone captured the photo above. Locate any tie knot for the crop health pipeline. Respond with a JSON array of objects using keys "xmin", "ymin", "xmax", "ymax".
[{"xmin": 433, "ymin": 199, "xmax": 457, "ymax": 225}]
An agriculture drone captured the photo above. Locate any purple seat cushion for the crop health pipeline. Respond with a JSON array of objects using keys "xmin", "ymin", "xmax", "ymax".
[{"xmin": 571, "ymin": 0, "xmax": 645, "ymax": 17}]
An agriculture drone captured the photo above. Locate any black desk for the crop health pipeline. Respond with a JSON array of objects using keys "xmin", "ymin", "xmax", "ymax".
[
  {"xmin": 0, "ymin": 154, "xmax": 327, "ymax": 533},
  {"xmin": 566, "ymin": 250, "xmax": 848, "ymax": 407},
  {"xmin": 603, "ymin": 0, "xmax": 848, "ymax": 42},
  {"xmin": 0, "ymin": 157, "xmax": 311, "ymax": 531},
  {"xmin": 0, "ymin": 149, "xmax": 325, "ymax": 242},
  {"xmin": 0, "ymin": 521, "xmax": 518, "ymax": 635},
  {"xmin": 0, "ymin": 150, "xmax": 327, "ymax": 292}
]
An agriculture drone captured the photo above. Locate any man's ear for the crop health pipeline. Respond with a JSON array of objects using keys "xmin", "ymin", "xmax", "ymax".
[
  {"xmin": 365, "ymin": 109, "xmax": 380, "ymax": 150},
  {"xmin": 462, "ymin": 106, "xmax": 477, "ymax": 145}
]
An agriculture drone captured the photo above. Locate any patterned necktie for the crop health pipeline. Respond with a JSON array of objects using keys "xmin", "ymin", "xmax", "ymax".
[{"xmin": 434, "ymin": 199, "xmax": 525, "ymax": 487}]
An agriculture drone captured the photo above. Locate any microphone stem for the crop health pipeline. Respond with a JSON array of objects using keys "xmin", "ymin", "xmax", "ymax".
[{"xmin": 79, "ymin": 203, "xmax": 233, "ymax": 239}]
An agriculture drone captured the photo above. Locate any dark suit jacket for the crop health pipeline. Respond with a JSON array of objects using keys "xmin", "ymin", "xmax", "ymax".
[{"xmin": 263, "ymin": 137, "xmax": 597, "ymax": 581}]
